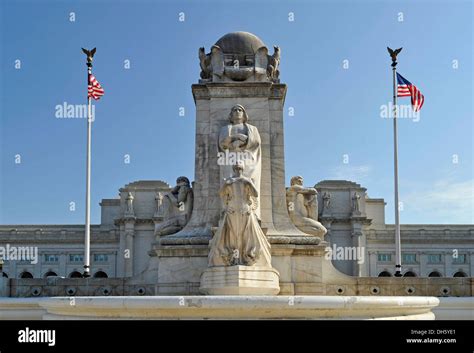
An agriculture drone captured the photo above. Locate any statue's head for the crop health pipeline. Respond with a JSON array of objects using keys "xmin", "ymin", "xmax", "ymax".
[
  {"xmin": 232, "ymin": 162, "xmax": 244, "ymax": 176},
  {"xmin": 229, "ymin": 104, "xmax": 248, "ymax": 124},
  {"xmin": 176, "ymin": 176, "xmax": 191, "ymax": 187},
  {"xmin": 290, "ymin": 176, "xmax": 303, "ymax": 186}
]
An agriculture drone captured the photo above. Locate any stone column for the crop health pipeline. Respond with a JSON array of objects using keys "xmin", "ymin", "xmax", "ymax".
[
  {"xmin": 353, "ymin": 232, "xmax": 362, "ymax": 277},
  {"xmin": 35, "ymin": 258, "xmax": 42, "ymax": 278},
  {"xmin": 124, "ymin": 219, "xmax": 135, "ymax": 277},
  {"xmin": 418, "ymin": 251, "xmax": 426, "ymax": 276},
  {"xmin": 59, "ymin": 253, "xmax": 67, "ymax": 277},
  {"xmin": 443, "ymin": 251, "xmax": 449, "ymax": 277},
  {"xmin": 359, "ymin": 231, "xmax": 368, "ymax": 276},
  {"xmin": 368, "ymin": 251, "xmax": 377, "ymax": 276},
  {"xmin": 117, "ymin": 224, "xmax": 126, "ymax": 277},
  {"xmin": 350, "ymin": 218, "xmax": 364, "ymax": 277},
  {"xmin": 10, "ymin": 260, "xmax": 17, "ymax": 279}
]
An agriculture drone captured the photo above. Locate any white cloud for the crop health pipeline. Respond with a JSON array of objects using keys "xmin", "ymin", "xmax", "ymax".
[
  {"xmin": 402, "ymin": 179, "xmax": 474, "ymax": 223},
  {"xmin": 328, "ymin": 164, "xmax": 372, "ymax": 183}
]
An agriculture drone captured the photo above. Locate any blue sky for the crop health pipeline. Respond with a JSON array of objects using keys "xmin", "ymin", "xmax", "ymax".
[{"xmin": 0, "ymin": 0, "xmax": 472, "ymax": 225}]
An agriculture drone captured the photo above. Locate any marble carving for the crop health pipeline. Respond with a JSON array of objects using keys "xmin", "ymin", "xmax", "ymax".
[
  {"xmin": 154, "ymin": 177, "xmax": 193, "ymax": 237},
  {"xmin": 124, "ymin": 192, "xmax": 135, "ymax": 217},
  {"xmin": 322, "ymin": 191, "xmax": 331, "ymax": 215},
  {"xmin": 352, "ymin": 192, "xmax": 361, "ymax": 214},
  {"xmin": 218, "ymin": 104, "xmax": 262, "ymax": 218},
  {"xmin": 208, "ymin": 163, "xmax": 271, "ymax": 267},
  {"xmin": 199, "ymin": 34, "xmax": 281, "ymax": 83},
  {"xmin": 286, "ymin": 176, "xmax": 327, "ymax": 238}
]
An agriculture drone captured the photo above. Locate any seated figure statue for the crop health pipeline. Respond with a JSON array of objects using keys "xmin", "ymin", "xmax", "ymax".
[
  {"xmin": 154, "ymin": 176, "xmax": 193, "ymax": 237},
  {"xmin": 286, "ymin": 176, "xmax": 327, "ymax": 238}
]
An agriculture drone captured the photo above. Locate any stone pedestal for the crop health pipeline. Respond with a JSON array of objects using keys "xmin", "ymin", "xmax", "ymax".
[
  {"xmin": 200, "ymin": 266, "xmax": 280, "ymax": 295},
  {"xmin": 150, "ymin": 241, "xmax": 353, "ymax": 295}
]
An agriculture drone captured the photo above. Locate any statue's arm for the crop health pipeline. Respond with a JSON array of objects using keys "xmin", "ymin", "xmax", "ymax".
[
  {"xmin": 297, "ymin": 186, "xmax": 317, "ymax": 195},
  {"xmin": 219, "ymin": 136, "xmax": 233, "ymax": 150},
  {"xmin": 245, "ymin": 125, "xmax": 261, "ymax": 150},
  {"xmin": 166, "ymin": 192, "xmax": 179, "ymax": 207},
  {"xmin": 218, "ymin": 126, "xmax": 234, "ymax": 150}
]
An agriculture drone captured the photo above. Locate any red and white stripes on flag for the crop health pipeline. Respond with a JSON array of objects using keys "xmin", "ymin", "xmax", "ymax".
[
  {"xmin": 88, "ymin": 74, "xmax": 104, "ymax": 100},
  {"xmin": 396, "ymin": 72, "xmax": 424, "ymax": 112}
]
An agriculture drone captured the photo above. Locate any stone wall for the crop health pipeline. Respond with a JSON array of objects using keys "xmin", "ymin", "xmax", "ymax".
[
  {"xmin": 6, "ymin": 274, "xmax": 472, "ymax": 298},
  {"xmin": 9, "ymin": 278, "xmax": 156, "ymax": 297}
]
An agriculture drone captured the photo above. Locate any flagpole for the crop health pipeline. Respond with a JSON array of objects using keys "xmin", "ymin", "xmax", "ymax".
[
  {"xmin": 388, "ymin": 47, "xmax": 403, "ymax": 277},
  {"xmin": 82, "ymin": 49, "xmax": 94, "ymax": 278}
]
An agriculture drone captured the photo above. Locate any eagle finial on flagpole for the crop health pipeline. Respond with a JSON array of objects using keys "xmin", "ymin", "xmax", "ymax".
[
  {"xmin": 81, "ymin": 47, "xmax": 97, "ymax": 67},
  {"xmin": 387, "ymin": 47, "xmax": 402, "ymax": 67}
]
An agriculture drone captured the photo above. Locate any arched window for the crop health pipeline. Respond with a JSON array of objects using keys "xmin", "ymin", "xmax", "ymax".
[
  {"xmin": 428, "ymin": 271, "xmax": 442, "ymax": 277},
  {"xmin": 69, "ymin": 271, "xmax": 82, "ymax": 278},
  {"xmin": 44, "ymin": 271, "xmax": 58, "ymax": 278},
  {"xmin": 453, "ymin": 271, "xmax": 467, "ymax": 277},
  {"xmin": 93, "ymin": 271, "xmax": 108, "ymax": 278},
  {"xmin": 403, "ymin": 271, "xmax": 417, "ymax": 277},
  {"xmin": 378, "ymin": 271, "xmax": 392, "ymax": 277},
  {"xmin": 20, "ymin": 271, "xmax": 33, "ymax": 279}
]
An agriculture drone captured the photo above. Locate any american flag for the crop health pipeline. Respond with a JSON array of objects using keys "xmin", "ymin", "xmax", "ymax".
[
  {"xmin": 397, "ymin": 73, "xmax": 424, "ymax": 112},
  {"xmin": 88, "ymin": 74, "xmax": 104, "ymax": 100}
]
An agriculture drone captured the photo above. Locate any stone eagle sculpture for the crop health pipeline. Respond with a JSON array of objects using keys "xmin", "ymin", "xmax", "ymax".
[
  {"xmin": 199, "ymin": 47, "xmax": 212, "ymax": 79},
  {"xmin": 267, "ymin": 46, "xmax": 280, "ymax": 81}
]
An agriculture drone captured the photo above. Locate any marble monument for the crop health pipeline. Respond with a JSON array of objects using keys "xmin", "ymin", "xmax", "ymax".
[
  {"xmin": 145, "ymin": 31, "xmax": 353, "ymax": 296},
  {"xmin": 1, "ymin": 31, "xmax": 472, "ymax": 320}
]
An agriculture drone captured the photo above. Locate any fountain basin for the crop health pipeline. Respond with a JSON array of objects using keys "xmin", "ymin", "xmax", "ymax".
[{"xmin": 35, "ymin": 295, "xmax": 439, "ymax": 320}]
